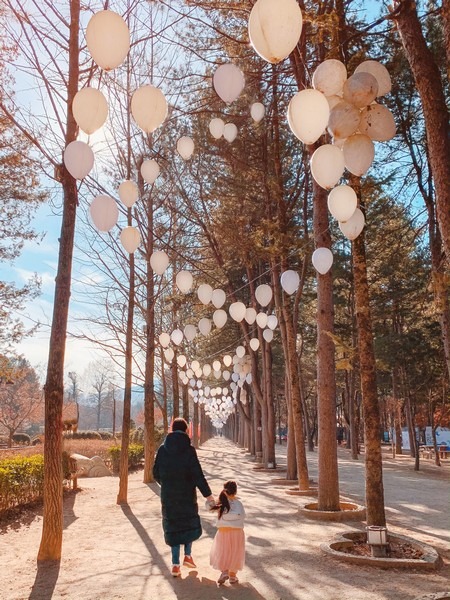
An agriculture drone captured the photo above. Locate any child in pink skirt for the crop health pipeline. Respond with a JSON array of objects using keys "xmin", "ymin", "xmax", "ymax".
[{"xmin": 209, "ymin": 480, "xmax": 246, "ymax": 585}]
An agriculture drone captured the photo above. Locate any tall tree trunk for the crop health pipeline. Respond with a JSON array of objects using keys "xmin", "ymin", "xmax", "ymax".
[
  {"xmin": 171, "ymin": 357, "xmax": 179, "ymax": 420},
  {"xmin": 392, "ymin": 0, "xmax": 450, "ymax": 259},
  {"xmin": 143, "ymin": 180, "xmax": 155, "ymax": 484},
  {"xmin": 37, "ymin": 0, "xmax": 79, "ymax": 561},
  {"xmin": 392, "ymin": 367, "xmax": 403, "ymax": 455},
  {"xmin": 193, "ymin": 400, "xmax": 199, "ymax": 449},
  {"xmin": 313, "ymin": 180, "xmax": 340, "ymax": 511},
  {"xmin": 117, "ymin": 249, "xmax": 135, "ymax": 505},
  {"xmin": 352, "ymin": 227, "xmax": 386, "ymax": 527},
  {"xmin": 263, "ymin": 340, "xmax": 276, "ymax": 467}
]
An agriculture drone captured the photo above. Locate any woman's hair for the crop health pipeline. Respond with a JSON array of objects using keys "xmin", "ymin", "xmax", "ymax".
[
  {"xmin": 172, "ymin": 417, "xmax": 188, "ymax": 432},
  {"xmin": 211, "ymin": 480, "xmax": 237, "ymax": 519}
]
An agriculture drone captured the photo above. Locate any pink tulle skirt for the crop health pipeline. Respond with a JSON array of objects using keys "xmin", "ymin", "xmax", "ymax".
[{"xmin": 210, "ymin": 528, "xmax": 245, "ymax": 572}]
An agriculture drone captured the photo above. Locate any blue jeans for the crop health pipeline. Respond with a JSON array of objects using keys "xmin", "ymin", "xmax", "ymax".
[{"xmin": 171, "ymin": 542, "xmax": 192, "ymax": 565}]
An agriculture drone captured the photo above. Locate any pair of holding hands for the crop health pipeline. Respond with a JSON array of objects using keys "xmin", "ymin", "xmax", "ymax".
[{"xmin": 206, "ymin": 494, "xmax": 216, "ymax": 508}]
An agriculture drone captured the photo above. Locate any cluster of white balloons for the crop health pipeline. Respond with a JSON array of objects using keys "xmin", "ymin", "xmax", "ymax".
[{"xmin": 287, "ymin": 58, "xmax": 395, "ymax": 273}]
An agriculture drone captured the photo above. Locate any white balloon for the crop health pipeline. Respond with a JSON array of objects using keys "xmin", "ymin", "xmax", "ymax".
[
  {"xmin": 209, "ymin": 118, "xmax": 225, "ymax": 139},
  {"xmin": 118, "ymin": 180, "xmax": 138, "ymax": 208},
  {"xmin": 197, "ymin": 379, "xmax": 203, "ymax": 388},
  {"xmin": 229, "ymin": 302, "xmax": 247, "ymax": 322},
  {"xmin": 287, "ymin": 89, "xmax": 330, "ymax": 145},
  {"xmin": 213, "ymin": 309, "xmax": 228, "ymax": 329},
  {"xmin": 231, "ymin": 372, "xmax": 239, "ymax": 383},
  {"xmin": 359, "ymin": 104, "xmax": 396, "ymax": 142},
  {"xmin": 256, "ymin": 312, "xmax": 268, "ymax": 329},
  {"xmin": 245, "ymin": 307, "xmax": 257, "ymax": 324},
  {"xmin": 213, "ymin": 63, "xmax": 245, "ymax": 104},
  {"xmin": 280, "ymin": 270, "xmax": 299, "ymax": 295},
  {"xmin": 177, "ymin": 354, "xmax": 187, "ymax": 368},
  {"xmin": 186, "ymin": 368, "xmax": 194, "ymax": 378},
  {"xmin": 250, "ymin": 338, "xmax": 260, "ymax": 352},
  {"xmin": 328, "ymin": 101, "xmax": 361, "ymax": 139},
  {"xmin": 213, "ymin": 360, "xmax": 221, "ymax": 371},
  {"xmin": 223, "ymin": 123, "xmax": 238, "ymax": 143},
  {"xmin": 236, "ymin": 345, "xmax": 245, "ymax": 358},
  {"xmin": 343, "ymin": 72, "xmax": 378, "ymax": 108},
  {"xmin": 214, "ymin": 370, "xmax": 222, "ymax": 380},
  {"xmin": 263, "ymin": 328, "xmax": 274, "ymax": 343},
  {"xmin": 223, "ymin": 355, "xmax": 232, "ymax": 367},
  {"xmin": 198, "ymin": 318, "xmax": 212, "ymax": 336},
  {"xmin": 197, "ymin": 283, "xmax": 213, "ymax": 305},
  {"xmin": 211, "ymin": 288, "xmax": 226, "ymax": 309},
  {"xmin": 267, "ymin": 315, "xmax": 278, "ymax": 330},
  {"xmin": 86, "ymin": 10, "xmax": 130, "ymax": 71},
  {"xmin": 195, "ymin": 368, "xmax": 202, "ymax": 378},
  {"xmin": 312, "ymin": 59, "xmax": 347, "ymax": 97},
  {"xmin": 255, "ymin": 284, "xmax": 272, "ymax": 307},
  {"xmin": 203, "ymin": 364, "xmax": 212, "ymax": 377},
  {"xmin": 64, "ymin": 141, "xmax": 94, "ymax": 180},
  {"xmin": 177, "ymin": 136, "xmax": 195, "ymax": 160},
  {"xmin": 120, "ymin": 226, "xmax": 140, "ymax": 254},
  {"xmin": 223, "ymin": 370, "xmax": 231, "ymax": 381},
  {"xmin": 176, "ymin": 270, "xmax": 193, "ymax": 294},
  {"xmin": 150, "ymin": 250, "xmax": 169, "ymax": 275},
  {"xmin": 131, "ymin": 85, "xmax": 168, "ymax": 133},
  {"xmin": 89, "ymin": 195, "xmax": 118, "ymax": 232},
  {"xmin": 159, "ymin": 332, "xmax": 170, "ymax": 348},
  {"xmin": 343, "ymin": 134, "xmax": 375, "ymax": 176},
  {"xmin": 339, "ymin": 208, "xmax": 365, "ymax": 240},
  {"xmin": 141, "ymin": 159, "xmax": 160, "ymax": 184},
  {"xmin": 328, "ymin": 185, "xmax": 358, "ymax": 222},
  {"xmin": 191, "ymin": 360, "xmax": 200, "ymax": 371},
  {"xmin": 72, "ymin": 88, "xmax": 108, "ymax": 134},
  {"xmin": 250, "ymin": 102, "xmax": 265, "ymax": 122},
  {"xmin": 246, "ymin": 373, "xmax": 253, "ymax": 384},
  {"xmin": 170, "ymin": 330, "xmax": 182, "ymax": 347},
  {"xmin": 312, "ymin": 248, "xmax": 334, "ymax": 275},
  {"xmin": 327, "ymin": 95, "xmax": 343, "ymax": 111},
  {"xmin": 355, "ymin": 60, "xmax": 391, "ymax": 97},
  {"xmin": 248, "ymin": 0, "xmax": 303, "ymax": 64},
  {"xmin": 164, "ymin": 348, "xmax": 174, "ymax": 363},
  {"xmin": 310, "ymin": 144, "xmax": 345, "ymax": 190}
]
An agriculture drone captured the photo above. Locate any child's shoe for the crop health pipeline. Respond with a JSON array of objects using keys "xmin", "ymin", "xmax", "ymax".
[
  {"xmin": 171, "ymin": 565, "xmax": 181, "ymax": 577},
  {"xmin": 183, "ymin": 555, "xmax": 196, "ymax": 568},
  {"xmin": 229, "ymin": 576, "xmax": 239, "ymax": 584},
  {"xmin": 218, "ymin": 571, "xmax": 229, "ymax": 584}
]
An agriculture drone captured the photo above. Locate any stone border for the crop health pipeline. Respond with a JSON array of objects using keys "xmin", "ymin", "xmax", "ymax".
[
  {"xmin": 299, "ymin": 501, "xmax": 366, "ymax": 521},
  {"xmin": 413, "ymin": 594, "xmax": 450, "ymax": 600},
  {"xmin": 270, "ymin": 478, "xmax": 299, "ymax": 485},
  {"xmin": 320, "ymin": 531, "xmax": 443, "ymax": 571},
  {"xmin": 286, "ymin": 487, "xmax": 318, "ymax": 497}
]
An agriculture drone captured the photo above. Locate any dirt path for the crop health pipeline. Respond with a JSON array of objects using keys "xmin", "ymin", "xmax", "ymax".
[{"xmin": 0, "ymin": 438, "xmax": 449, "ymax": 600}]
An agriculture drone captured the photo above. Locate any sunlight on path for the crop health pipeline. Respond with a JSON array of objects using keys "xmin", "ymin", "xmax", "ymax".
[{"xmin": 0, "ymin": 438, "xmax": 449, "ymax": 600}]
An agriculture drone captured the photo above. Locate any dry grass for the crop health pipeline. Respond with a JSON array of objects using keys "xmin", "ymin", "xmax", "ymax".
[{"xmin": 0, "ymin": 439, "xmax": 117, "ymax": 462}]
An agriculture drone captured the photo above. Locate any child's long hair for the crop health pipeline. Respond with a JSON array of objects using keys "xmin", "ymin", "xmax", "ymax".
[{"xmin": 211, "ymin": 480, "xmax": 237, "ymax": 519}]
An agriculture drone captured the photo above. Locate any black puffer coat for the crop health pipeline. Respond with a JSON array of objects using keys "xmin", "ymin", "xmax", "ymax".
[{"xmin": 153, "ymin": 431, "xmax": 212, "ymax": 547}]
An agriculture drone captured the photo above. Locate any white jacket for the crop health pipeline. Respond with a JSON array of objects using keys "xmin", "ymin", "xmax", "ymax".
[{"xmin": 215, "ymin": 498, "xmax": 246, "ymax": 529}]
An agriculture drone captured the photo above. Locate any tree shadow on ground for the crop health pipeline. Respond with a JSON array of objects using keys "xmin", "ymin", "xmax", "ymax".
[
  {"xmin": 28, "ymin": 560, "xmax": 60, "ymax": 600},
  {"xmin": 122, "ymin": 498, "xmax": 267, "ymax": 600}
]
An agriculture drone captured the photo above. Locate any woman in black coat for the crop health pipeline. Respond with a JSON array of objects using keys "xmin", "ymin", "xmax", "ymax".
[{"xmin": 153, "ymin": 418, "xmax": 215, "ymax": 577}]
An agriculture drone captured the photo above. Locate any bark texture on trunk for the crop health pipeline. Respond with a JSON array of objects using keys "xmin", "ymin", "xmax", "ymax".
[
  {"xmin": 117, "ymin": 251, "xmax": 135, "ymax": 505},
  {"xmin": 392, "ymin": 0, "xmax": 450, "ymax": 260},
  {"xmin": 37, "ymin": 0, "xmax": 80, "ymax": 562},
  {"xmin": 313, "ymin": 181, "xmax": 340, "ymax": 511},
  {"xmin": 352, "ymin": 231, "xmax": 386, "ymax": 526}
]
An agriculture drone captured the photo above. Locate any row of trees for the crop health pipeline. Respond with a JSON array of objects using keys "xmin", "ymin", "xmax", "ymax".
[{"xmin": 0, "ymin": 0, "xmax": 447, "ymax": 560}]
